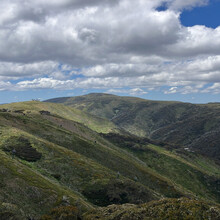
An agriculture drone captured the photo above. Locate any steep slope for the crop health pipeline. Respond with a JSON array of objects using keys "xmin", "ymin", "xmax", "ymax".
[
  {"xmin": 0, "ymin": 102, "xmax": 174, "ymax": 218},
  {"xmin": 0, "ymin": 107, "xmax": 181, "ymax": 199},
  {"xmin": 45, "ymin": 93, "xmax": 220, "ymax": 163},
  {"xmin": 0, "ymin": 136, "xmax": 92, "ymax": 219},
  {"xmin": 102, "ymin": 133, "xmax": 220, "ymax": 203},
  {"xmin": 0, "ymin": 101, "xmax": 220, "ymax": 218}
]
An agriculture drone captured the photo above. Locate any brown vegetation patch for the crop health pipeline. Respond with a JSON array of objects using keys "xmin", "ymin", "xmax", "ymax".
[{"xmin": 2, "ymin": 136, "xmax": 42, "ymax": 162}]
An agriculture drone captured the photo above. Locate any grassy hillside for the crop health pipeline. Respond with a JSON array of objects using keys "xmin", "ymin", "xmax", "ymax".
[
  {"xmin": 0, "ymin": 102, "xmax": 172, "ymax": 218},
  {"xmin": 1, "ymin": 101, "xmax": 117, "ymax": 134},
  {"xmin": 46, "ymin": 93, "xmax": 220, "ymax": 163},
  {"xmin": 102, "ymin": 133, "xmax": 220, "ymax": 203},
  {"xmin": 41, "ymin": 198, "xmax": 220, "ymax": 220},
  {"xmin": 0, "ymin": 136, "xmax": 92, "ymax": 219},
  {"xmin": 0, "ymin": 100, "xmax": 220, "ymax": 218},
  {"xmin": 0, "ymin": 109, "xmax": 181, "ymax": 199},
  {"xmin": 84, "ymin": 198, "xmax": 220, "ymax": 220}
]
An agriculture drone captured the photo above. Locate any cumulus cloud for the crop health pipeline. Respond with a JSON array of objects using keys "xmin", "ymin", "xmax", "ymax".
[
  {"xmin": 0, "ymin": 0, "xmax": 219, "ymax": 96},
  {"xmin": 15, "ymin": 77, "xmax": 152, "ymax": 94},
  {"xmin": 0, "ymin": 61, "xmax": 58, "ymax": 79},
  {"xmin": 0, "ymin": 81, "xmax": 12, "ymax": 91},
  {"xmin": 164, "ymin": 87, "xmax": 178, "ymax": 94},
  {"xmin": 202, "ymin": 83, "xmax": 220, "ymax": 94},
  {"xmin": 107, "ymin": 88, "xmax": 148, "ymax": 96},
  {"xmin": 0, "ymin": 1, "xmax": 181, "ymax": 64}
]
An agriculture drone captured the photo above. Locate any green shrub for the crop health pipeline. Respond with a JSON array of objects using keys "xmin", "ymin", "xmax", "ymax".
[{"xmin": 2, "ymin": 136, "xmax": 42, "ymax": 162}]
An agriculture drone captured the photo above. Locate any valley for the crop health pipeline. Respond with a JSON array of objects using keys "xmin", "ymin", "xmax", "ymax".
[{"xmin": 0, "ymin": 95, "xmax": 219, "ymax": 219}]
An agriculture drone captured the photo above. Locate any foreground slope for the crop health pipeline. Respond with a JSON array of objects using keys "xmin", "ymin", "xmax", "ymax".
[
  {"xmin": 0, "ymin": 100, "xmax": 220, "ymax": 219},
  {"xmin": 41, "ymin": 198, "xmax": 220, "ymax": 220},
  {"xmin": 0, "ymin": 101, "xmax": 175, "ymax": 218},
  {"xmin": 84, "ymin": 198, "xmax": 220, "ymax": 220},
  {"xmin": 46, "ymin": 93, "xmax": 220, "ymax": 163}
]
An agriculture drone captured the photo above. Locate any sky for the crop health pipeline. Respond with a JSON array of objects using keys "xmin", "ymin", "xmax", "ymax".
[{"xmin": 0, "ymin": 0, "xmax": 220, "ymax": 104}]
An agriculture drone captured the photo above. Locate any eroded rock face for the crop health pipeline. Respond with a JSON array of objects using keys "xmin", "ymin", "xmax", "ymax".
[{"xmin": 3, "ymin": 136, "xmax": 42, "ymax": 162}]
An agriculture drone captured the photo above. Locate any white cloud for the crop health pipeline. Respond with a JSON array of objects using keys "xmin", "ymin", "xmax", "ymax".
[
  {"xmin": 129, "ymin": 88, "xmax": 148, "ymax": 96},
  {"xmin": 0, "ymin": 61, "xmax": 58, "ymax": 79},
  {"xmin": 164, "ymin": 87, "xmax": 178, "ymax": 94},
  {"xmin": 0, "ymin": 0, "xmax": 219, "ymax": 96},
  {"xmin": 0, "ymin": 81, "xmax": 12, "ymax": 91},
  {"xmin": 107, "ymin": 88, "xmax": 148, "ymax": 96},
  {"xmin": 202, "ymin": 83, "xmax": 220, "ymax": 94}
]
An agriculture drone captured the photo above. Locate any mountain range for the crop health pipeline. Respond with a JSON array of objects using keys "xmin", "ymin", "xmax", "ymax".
[
  {"xmin": 0, "ymin": 93, "xmax": 219, "ymax": 219},
  {"xmin": 47, "ymin": 93, "xmax": 220, "ymax": 163}
]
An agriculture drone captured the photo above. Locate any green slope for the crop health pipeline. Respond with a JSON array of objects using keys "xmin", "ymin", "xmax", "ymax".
[
  {"xmin": 84, "ymin": 198, "xmax": 220, "ymax": 220},
  {"xmin": 102, "ymin": 133, "xmax": 220, "ymax": 203},
  {"xmin": 0, "ymin": 109, "xmax": 181, "ymax": 200},
  {"xmin": 45, "ymin": 93, "xmax": 220, "ymax": 163},
  {"xmin": 0, "ymin": 102, "xmax": 170, "ymax": 217},
  {"xmin": 0, "ymin": 141, "xmax": 92, "ymax": 219},
  {"xmin": 1, "ymin": 101, "xmax": 118, "ymax": 134},
  {"xmin": 0, "ymin": 100, "xmax": 220, "ymax": 218}
]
